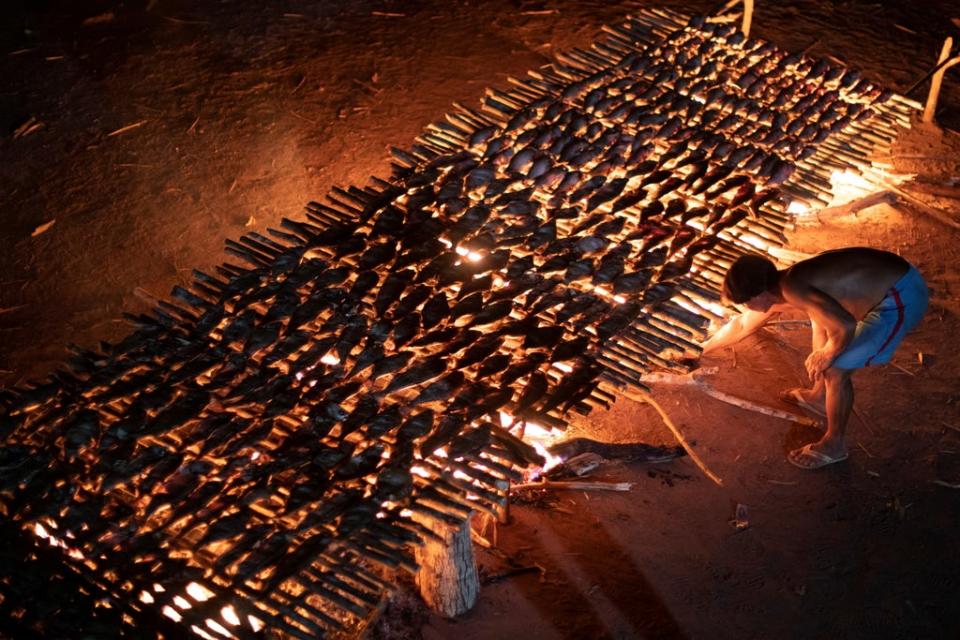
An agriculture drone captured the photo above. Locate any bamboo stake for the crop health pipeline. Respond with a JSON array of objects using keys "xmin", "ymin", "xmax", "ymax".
[
  {"xmin": 923, "ymin": 38, "xmax": 960, "ymax": 125},
  {"xmin": 511, "ymin": 480, "xmax": 633, "ymax": 492}
]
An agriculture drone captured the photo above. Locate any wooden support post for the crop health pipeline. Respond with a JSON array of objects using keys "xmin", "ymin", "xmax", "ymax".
[
  {"xmin": 923, "ymin": 37, "xmax": 960, "ymax": 125},
  {"xmin": 493, "ymin": 487, "xmax": 510, "ymax": 547},
  {"xmin": 718, "ymin": 0, "xmax": 754, "ymax": 38},
  {"xmin": 414, "ymin": 515, "xmax": 480, "ymax": 618},
  {"xmin": 741, "ymin": 0, "xmax": 754, "ymax": 39}
]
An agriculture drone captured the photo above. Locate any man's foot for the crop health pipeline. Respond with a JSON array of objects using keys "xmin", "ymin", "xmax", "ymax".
[
  {"xmin": 778, "ymin": 387, "xmax": 826, "ymax": 418},
  {"xmin": 787, "ymin": 443, "xmax": 849, "ymax": 469}
]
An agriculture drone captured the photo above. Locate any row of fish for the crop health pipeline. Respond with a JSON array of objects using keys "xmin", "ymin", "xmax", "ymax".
[{"xmin": 0, "ymin": 11, "xmax": 886, "ymax": 633}]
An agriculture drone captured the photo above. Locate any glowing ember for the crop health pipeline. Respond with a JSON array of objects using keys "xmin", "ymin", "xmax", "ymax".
[
  {"xmin": 32, "ymin": 521, "xmax": 85, "ymax": 560},
  {"xmin": 400, "ymin": 508, "xmax": 414, "ymax": 518},
  {"xmin": 139, "ymin": 591, "xmax": 155, "ymax": 604},
  {"xmin": 173, "ymin": 595, "xmax": 192, "ymax": 609},
  {"xmin": 248, "ymin": 615, "xmax": 265, "ymax": 632},
  {"xmin": 190, "ymin": 625, "xmax": 217, "ymax": 640},
  {"xmin": 186, "ymin": 582, "xmax": 215, "ymax": 602},
  {"xmin": 221, "ymin": 605, "xmax": 241, "ymax": 626},
  {"xmin": 162, "ymin": 605, "xmax": 183, "ymax": 622},
  {"xmin": 320, "ymin": 353, "xmax": 340, "ymax": 365},
  {"xmin": 499, "ymin": 411, "xmax": 514, "ymax": 428},
  {"xmin": 411, "ymin": 465, "xmax": 430, "ymax": 478},
  {"xmin": 206, "ymin": 618, "xmax": 232, "ymax": 637}
]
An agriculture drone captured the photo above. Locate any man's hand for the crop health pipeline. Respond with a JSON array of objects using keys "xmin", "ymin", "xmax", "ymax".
[{"xmin": 804, "ymin": 348, "xmax": 834, "ymax": 382}]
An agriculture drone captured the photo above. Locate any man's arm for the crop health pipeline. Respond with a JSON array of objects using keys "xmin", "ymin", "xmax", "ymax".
[
  {"xmin": 701, "ymin": 307, "xmax": 779, "ymax": 355},
  {"xmin": 779, "ymin": 277, "xmax": 857, "ymax": 379}
]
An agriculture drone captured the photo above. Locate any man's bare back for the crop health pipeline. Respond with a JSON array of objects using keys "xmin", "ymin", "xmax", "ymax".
[{"xmin": 780, "ymin": 248, "xmax": 910, "ymax": 320}]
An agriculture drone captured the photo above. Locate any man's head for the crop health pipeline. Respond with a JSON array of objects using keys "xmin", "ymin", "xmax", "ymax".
[{"xmin": 722, "ymin": 255, "xmax": 780, "ymax": 312}]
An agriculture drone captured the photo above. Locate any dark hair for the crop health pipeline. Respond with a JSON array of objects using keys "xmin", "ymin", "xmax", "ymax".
[{"xmin": 722, "ymin": 255, "xmax": 779, "ymax": 303}]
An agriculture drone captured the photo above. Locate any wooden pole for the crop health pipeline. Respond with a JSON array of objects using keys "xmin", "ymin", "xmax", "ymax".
[
  {"xmin": 741, "ymin": 0, "xmax": 754, "ymax": 39},
  {"xmin": 414, "ymin": 515, "xmax": 480, "ymax": 618},
  {"xmin": 923, "ymin": 37, "xmax": 960, "ymax": 125}
]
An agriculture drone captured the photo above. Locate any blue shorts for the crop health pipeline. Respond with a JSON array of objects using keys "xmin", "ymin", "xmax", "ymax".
[{"xmin": 831, "ymin": 266, "xmax": 928, "ymax": 370}]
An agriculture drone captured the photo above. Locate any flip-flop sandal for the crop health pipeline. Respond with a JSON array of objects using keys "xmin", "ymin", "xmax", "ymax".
[
  {"xmin": 787, "ymin": 444, "xmax": 849, "ymax": 470},
  {"xmin": 778, "ymin": 389, "xmax": 827, "ymax": 418}
]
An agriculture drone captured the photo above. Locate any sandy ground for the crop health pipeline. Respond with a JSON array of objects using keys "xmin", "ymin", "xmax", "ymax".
[{"xmin": 3, "ymin": 1, "xmax": 960, "ymax": 638}]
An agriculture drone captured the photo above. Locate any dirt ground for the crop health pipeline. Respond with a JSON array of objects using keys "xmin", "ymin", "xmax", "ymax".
[{"xmin": 3, "ymin": 1, "xmax": 960, "ymax": 639}]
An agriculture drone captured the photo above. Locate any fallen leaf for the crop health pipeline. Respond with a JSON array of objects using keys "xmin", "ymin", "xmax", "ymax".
[{"xmin": 31, "ymin": 220, "xmax": 56, "ymax": 237}]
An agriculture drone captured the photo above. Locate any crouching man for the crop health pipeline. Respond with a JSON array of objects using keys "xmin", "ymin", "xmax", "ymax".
[{"xmin": 701, "ymin": 247, "xmax": 928, "ymax": 469}]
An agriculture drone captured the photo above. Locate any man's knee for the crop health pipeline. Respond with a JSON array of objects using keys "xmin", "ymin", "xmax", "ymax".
[{"xmin": 824, "ymin": 367, "xmax": 852, "ymax": 386}]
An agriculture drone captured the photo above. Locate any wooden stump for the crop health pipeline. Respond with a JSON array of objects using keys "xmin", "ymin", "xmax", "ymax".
[{"xmin": 414, "ymin": 517, "xmax": 479, "ymax": 617}]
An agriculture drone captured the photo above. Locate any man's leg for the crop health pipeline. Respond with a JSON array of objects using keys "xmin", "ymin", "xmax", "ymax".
[{"xmin": 814, "ymin": 366, "xmax": 853, "ymax": 457}]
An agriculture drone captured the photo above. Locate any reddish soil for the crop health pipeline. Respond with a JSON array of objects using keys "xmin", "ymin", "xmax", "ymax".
[{"xmin": 3, "ymin": 1, "xmax": 960, "ymax": 639}]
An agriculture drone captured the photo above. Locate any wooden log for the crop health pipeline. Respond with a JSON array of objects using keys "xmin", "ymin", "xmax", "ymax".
[{"xmin": 413, "ymin": 515, "xmax": 480, "ymax": 618}]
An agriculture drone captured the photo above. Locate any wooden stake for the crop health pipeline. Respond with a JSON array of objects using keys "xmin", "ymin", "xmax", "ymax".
[
  {"xmin": 923, "ymin": 38, "xmax": 960, "ymax": 125},
  {"xmin": 741, "ymin": 0, "xmax": 754, "ymax": 39}
]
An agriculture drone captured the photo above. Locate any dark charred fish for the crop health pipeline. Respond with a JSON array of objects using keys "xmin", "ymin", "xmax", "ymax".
[{"xmin": 382, "ymin": 355, "xmax": 448, "ymax": 395}]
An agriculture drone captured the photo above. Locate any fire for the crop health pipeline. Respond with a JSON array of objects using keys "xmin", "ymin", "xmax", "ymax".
[
  {"xmin": 786, "ymin": 200, "xmax": 810, "ymax": 215},
  {"xmin": 221, "ymin": 605, "xmax": 241, "ymax": 626},
  {"xmin": 501, "ymin": 414, "xmax": 564, "ymax": 479},
  {"xmin": 189, "ymin": 626, "xmax": 216, "ymax": 640},
  {"xmin": 248, "ymin": 615, "xmax": 265, "ymax": 632},
  {"xmin": 829, "ymin": 169, "xmax": 878, "ymax": 205},
  {"xmin": 590, "ymin": 285, "xmax": 625, "ymax": 304},
  {"xmin": 173, "ymin": 595, "xmax": 192, "ymax": 610},
  {"xmin": 32, "ymin": 521, "xmax": 87, "ymax": 561},
  {"xmin": 320, "ymin": 352, "xmax": 340, "ymax": 365},
  {"xmin": 162, "ymin": 605, "xmax": 183, "ymax": 622},
  {"xmin": 186, "ymin": 582, "xmax": 215, "ymax": 602},
  {"xmin": 688, "ymin": 294, "xmax": 728, "ymax": 317},
  {"xmin": 410, "ymin": 465, "xmax": 430, "ymax": 478},
  {"xmin": 454, "ymin": 245, "xmax": 483, "ymax": 262},
  {"xmin": 205, "ymin": 618, "xmax": 232, "ymax": 637}
]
